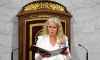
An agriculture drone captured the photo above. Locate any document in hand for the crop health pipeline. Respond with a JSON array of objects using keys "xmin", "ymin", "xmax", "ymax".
[{"xmin": 33, "ymin": 46, "xmax": 68, "ymax": 56}]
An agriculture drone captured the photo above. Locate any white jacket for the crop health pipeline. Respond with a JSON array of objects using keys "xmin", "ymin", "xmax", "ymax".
[{"xmin": 35, "ymin": 35, "xmax": 71, "ymax": 60}]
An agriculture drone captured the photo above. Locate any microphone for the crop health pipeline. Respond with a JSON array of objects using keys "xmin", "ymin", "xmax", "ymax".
[
  {"xmin": 78, "ymin": 43, "xmax": 88, "ymax": 60},
  {"xmin": 78, "ymin": 44, "xmax": 88, "ymax": 52}
]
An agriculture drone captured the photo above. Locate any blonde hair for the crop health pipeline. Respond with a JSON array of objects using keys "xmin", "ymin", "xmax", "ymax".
[{"xmin": 40, "ymin": 16, "xmax": 64, "ymax": 43}]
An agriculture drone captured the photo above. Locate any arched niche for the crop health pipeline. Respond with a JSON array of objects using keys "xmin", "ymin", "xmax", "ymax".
[{"xmin": 17, "ymin": 0, "xmax": 72, "ymax": 60}]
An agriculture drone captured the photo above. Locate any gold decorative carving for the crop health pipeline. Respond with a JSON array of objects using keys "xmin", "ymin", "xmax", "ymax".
[{"xmin": 24, "ymin": 2, "xmax": 65, "ymax": 12}]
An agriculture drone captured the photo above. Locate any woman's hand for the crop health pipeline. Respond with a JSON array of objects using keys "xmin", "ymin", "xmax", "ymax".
[{"xmin": 61, "ymin": 47, "xmax": 68, "ymax": 55}]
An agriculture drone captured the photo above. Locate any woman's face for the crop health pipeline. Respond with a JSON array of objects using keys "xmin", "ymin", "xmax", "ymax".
[{"xmin": 47, "ymin": 21, "xmax": 58, "ymax": 36}]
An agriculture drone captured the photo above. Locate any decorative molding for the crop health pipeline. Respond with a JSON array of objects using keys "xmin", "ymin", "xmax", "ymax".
[{"xmin": 24, "ymin": 1, "xmax": 65, "ymax": 12}]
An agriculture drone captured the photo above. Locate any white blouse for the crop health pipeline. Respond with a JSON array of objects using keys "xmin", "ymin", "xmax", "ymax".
[{"xmin": 35, "ymin": 35, "xmax": 71, "ymax": 60}]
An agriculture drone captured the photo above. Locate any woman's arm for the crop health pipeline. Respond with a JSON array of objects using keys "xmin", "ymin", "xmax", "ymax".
[{"xmin": 64, "ymin": 36, "xmax": 71, "ymax": 58}]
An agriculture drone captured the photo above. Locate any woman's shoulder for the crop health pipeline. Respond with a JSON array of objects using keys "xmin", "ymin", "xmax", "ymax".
[
  {"xmin": 37, "ymin": 35, "xmax": 49, "ymax": 42},
  {"xmin": 62, "ymin": 35, "xmax": 68, "ymax": 41},
  {"xmin": 36, "ymin": 35, "xmax": 49, "ymax": 47},
  {"xmin": 38, "ymin": 35, "xmax": 48, "ymax": 39}
]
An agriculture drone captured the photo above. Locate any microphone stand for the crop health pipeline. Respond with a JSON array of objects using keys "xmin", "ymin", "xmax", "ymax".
[
  {"xmin": 78, "ymin": 44, "xmax": 88, "ymax": 60},
  {"xmin": 11, "ymin": 48, "xmax": 19, "ymax": 60}
]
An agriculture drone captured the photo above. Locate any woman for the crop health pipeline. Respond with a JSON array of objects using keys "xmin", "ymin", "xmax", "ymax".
[{"xmin": 35, "ymin": 16, "xmax": 71, "ymax": 60}]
